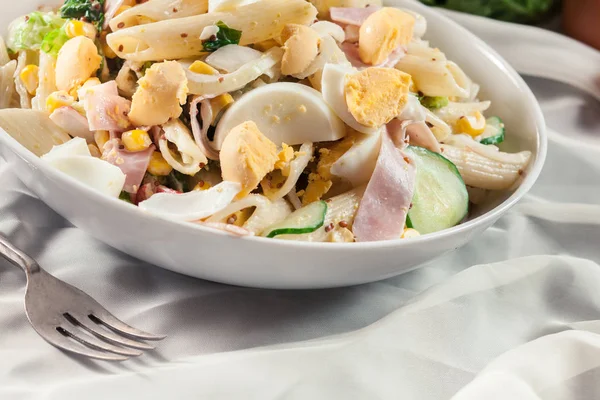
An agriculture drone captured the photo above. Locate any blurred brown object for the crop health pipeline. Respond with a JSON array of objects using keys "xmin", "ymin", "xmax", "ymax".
[{"xmin": 563, "ymin": 0, "xmax": 600, "ymax": 50}]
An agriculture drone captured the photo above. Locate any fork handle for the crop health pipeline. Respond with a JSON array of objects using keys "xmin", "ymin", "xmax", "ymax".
[{"xmin": 0, "ymin": 234, "xmax": 39, "ymax": 274}]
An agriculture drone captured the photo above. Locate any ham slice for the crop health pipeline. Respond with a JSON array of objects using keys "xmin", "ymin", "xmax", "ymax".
[
  {"xmin": 353, "ymin": 125, "xmax": 416, "ymax": 242},
  {"xmin": 330, "ymin": 6, "xmax": 381, "ymax": 26},
  {"xmin": 340, "ymin": 42, "xmax": 406, "ymax": 68},
  {"xmin": 102, "ymin": 139, "xmax": 154, "ymax": 193},
  {"xmin": 80, "ymin": 81, "xmax": 132, "ymax": 132},
  {"xmin": 49, "ymin": 106, "xmax": 95, "ymax": 143},
  {"xmin": 344, "ymin": 25, "xmax": 360, "ymax": 43},
  {"xmin": 406, "ymin": 121, "xmax": 441, "ymax": 153},
  {"xmin": 190, "ymin": 95, "xmax": 219, "ymax": 160}
]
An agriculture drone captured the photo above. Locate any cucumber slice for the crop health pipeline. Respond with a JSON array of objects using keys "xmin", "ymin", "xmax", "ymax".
[
  {"xmin": 263, "ymin": 201, "xmax": 327, "ymax": 238},
  {"xmin": 406, "ymin": 146, "xmax": 468, "ymax": 235},
  {"xmin": 479, "ymin": 116, "xmax": 505, "ymax": 145}
]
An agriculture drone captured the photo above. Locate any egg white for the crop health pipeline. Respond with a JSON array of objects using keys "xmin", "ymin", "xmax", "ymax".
[{"xmin": 214, "ymin": 82, "xmax": 346, "ymax": 148}]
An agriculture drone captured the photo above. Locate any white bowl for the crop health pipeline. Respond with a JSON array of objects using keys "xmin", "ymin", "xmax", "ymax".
[{"xmin": 0, "ymin": 0, "xmax": 546, "ymax": 289}]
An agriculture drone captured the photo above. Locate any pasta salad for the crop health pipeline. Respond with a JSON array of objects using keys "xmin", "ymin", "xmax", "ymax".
[{"xmin": 0, "ymin": 0, "xmax": 532, "ymax": 242}]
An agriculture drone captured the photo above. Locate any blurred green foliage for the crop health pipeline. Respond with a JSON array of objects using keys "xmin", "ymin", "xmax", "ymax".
[{"xmin": 419, "ymin": 0, "xmax": 560, "ymax": 24}]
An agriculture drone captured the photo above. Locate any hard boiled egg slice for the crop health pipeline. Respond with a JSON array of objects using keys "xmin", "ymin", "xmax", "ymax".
[
  {"xmin": 42, "ymin": 137, "xmax": 91, "ymax": 161},
  {"xmin": 138, "ymin": 181, "xmax": 242, "ymax": 221},
  {"xmin": 213, "ymin": 82, "xmax": 345, "ymax": 149},
  {"xmin": 330, "ymin": 130, "xmax": 382, "ymax": 187},
  {"xmin": 321, "ymin": 64, "xmax": 379, "ymax": 135},
  {"xmin": 42, "ymin": 155, "xmax": 126, "ymax": 198},
  {"xmin": 41, "ymin": 138, "xmax": 127, "ymax": 198}
]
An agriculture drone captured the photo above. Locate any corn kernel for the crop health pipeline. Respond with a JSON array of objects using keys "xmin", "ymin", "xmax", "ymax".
[
  {"xmin": 193, "ymin": 180, "xmax": 212, "ymax": 191},
  {"xmin": 209, "ymin": 93, "xmax": 234, "ymax": 123},
  {"xmin": 95, "ymin": 130, "xmax": 110, "ymax": 152},
  {"xmin": 401, "ymin": 228, "xmax": 420, "ymax": 239},
  {"xmin": 19, "ymin": 65, "xmax": 39, "ymax": 96},
  {"xmin": 115, "ymin": 5, "xmax": 132, "ymax": 16},
  {"xmin": 65, "ymin": 20, "xmax": 97, "ymax": 40},
  {"xmin": 148, "ymin": 152, "xmax": 173, "ymax": 176},
  {"xmin": 88, "ymin": 144, "xmax": 102, "ymax": 158},
  {"xmin": 65, "ymin": 20, "xmax": 84, "ymax": 38},
  {"xmin": 189, "ymin": 61, "xmax": 218, "ymax": 75},
  {"xmin": 122, "ymin": 129, "xmax": 152, "ymax": 152},
  {"xmin": 46, "ymin": 91, "xmax": 75, "ymax": 114},
  {"xmin": 455, "ymin": 111, "xmax": 486, "ymax": 137}
]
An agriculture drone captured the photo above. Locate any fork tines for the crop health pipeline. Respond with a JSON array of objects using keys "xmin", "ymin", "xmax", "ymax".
[{"xmin": 44, "ymin": 312, "xmax": 165, "ymax": 361}]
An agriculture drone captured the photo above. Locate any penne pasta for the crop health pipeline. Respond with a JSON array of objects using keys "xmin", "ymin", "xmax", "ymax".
[
  {"xmin": 107, "ymin": 0, "xmax": 317, "ymax": 62},
  {"xmin": 110, "ymin": 0, "xmax": 209, "ymax": 31},
  {"xmin": 440, "ymin": 144, "xmax": 531, "ymax": 190},
  {"xmin": 395, "ymin": 42, "xmax": 471, "ymax": 98},
  {"xmin": 31, "ymin": 52, "xmax": 57, "ymax": 113}
]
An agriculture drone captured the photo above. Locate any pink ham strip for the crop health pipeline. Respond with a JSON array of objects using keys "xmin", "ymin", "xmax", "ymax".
[
  {"xmin": 81, "ymin": 81, "xmax": 132, "ymax": 132},
  {"xmin": 405, "ymin": 121, "xmax": 441, "ymax": 153},
  {"xmin": 190, "ymin": 95, "xmax": 219, "ymax": 160},
  {"xmin": 102, "ymin": 139, "xmax": 155, "ymax": 193},
  {"xmin": 49, "ymin": 106, "xmax": 95, "ymax": 143},
  {"xmin": 353, "ymin": 124, "xmax": 416, "ymax": 242},
  {"xmin": 340, "ymin": 42, "xmax": 406, "ymax": 68},
  {"xmin": 330, "ymin": 6, "xmax": 381, "ymax": 26},
  {"xmin": 344, "ymin": 25, "xmax": 360, "ymax": 43}
]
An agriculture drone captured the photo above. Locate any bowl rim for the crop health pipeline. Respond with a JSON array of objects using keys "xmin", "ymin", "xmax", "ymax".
[{"xmin": 0, "ymin": 0, "xmax": 547, "ymax": 252}]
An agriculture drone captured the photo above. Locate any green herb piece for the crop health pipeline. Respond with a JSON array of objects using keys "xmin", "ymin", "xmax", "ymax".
[
  {"xmin": 119, "ymin": 191, "xmax": 133, "ymax": 203},
  {"xmin": 7, "ymin": 12, "xmax": 65, "ymax": 52},
  {"xmin": 167, "ymin": 170, "xmax": 191, "ymax": 192},
  {"xmin": 202, "ymin": 21, "xmax": 242, "ymax": 52},
  {"xmin": 60, "ymin": 0, "xmax": 106, "ymax": 30},
  {"xmin": 419, "ymin": 95, "xmax": 449, "ymax": 110}
]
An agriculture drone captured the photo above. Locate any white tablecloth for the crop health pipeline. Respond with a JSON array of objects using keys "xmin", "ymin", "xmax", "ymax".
[{"xmin": 2, "ymin": 19, "xmax": 600, "ymax": 400}]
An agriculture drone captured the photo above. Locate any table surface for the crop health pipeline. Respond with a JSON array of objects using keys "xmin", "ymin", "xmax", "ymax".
[{"xmin": 2, "ymin": 17, "xmax": 600, "ymax": 400}]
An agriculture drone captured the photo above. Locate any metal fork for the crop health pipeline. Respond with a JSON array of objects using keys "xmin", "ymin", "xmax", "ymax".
[{"xmin": 0, "ymin": 234, "xmax": 165, "ymax": 361}]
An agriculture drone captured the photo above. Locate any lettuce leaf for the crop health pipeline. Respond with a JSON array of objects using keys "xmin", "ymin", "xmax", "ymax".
[
  {"xmin": 41, "ymin": 27, "xmax": 70, "ymax": 56},
  {"xmin": 7, "ymin": 12, "xmax": 65, "ymax": 51}
]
